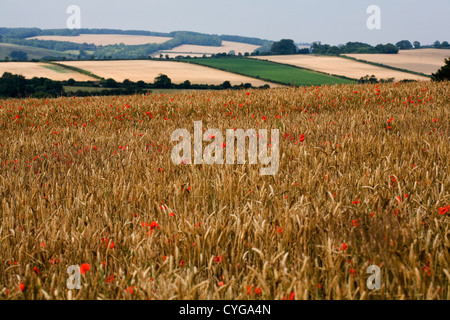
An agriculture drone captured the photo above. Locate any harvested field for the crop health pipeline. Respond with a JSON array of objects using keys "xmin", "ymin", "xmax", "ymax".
[
  {"xmin": 252, "ymin": 55, "xmax": 430, "ymax": 82},
  {"xmin": 0, "ymin": 62, "xmax": 96, "ymax": 81},
  {"xmin": 160, "ymin": 41, "xmax": 261, "ymax": 56},
  {"xmin": 345, "ymin": 49, "xmax": 450, "ymax": 75},
  {"xmin": 28, "ymin": 34, "xmax": 173, "ymax": 46},
  {"xmin": 58, "ymin": 60, "xmax": 280, "ymax": 87}
]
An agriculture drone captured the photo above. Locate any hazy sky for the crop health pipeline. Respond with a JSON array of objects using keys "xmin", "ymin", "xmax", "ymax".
[{"xmin": 0, "ymin": 0, "xmax": 449, "ymax": 45}]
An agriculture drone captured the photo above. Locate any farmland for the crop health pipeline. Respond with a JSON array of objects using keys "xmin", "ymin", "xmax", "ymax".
[
  {"xmin": 0, "ymin": 43, "xmax": 72, "ymax": 60},
  {"xmin": 0, "ymin": 82, "xmax": 448, "ymax": 300},
  {"xmin": 252, "ymin": 55, "xmax": 430, "ymax": 82},
  {"xmin": 157, "ymin": 41, "xmax": 262, "ymax": 57},
  {"xmin": 344, "ymin": 49, "xmax": 450, "ymax": 75},
  {"xmin": 0, "ymin": 62, "xmax": 96, "ymax": 81},
  {"xmin": 58, "ymin": 60, "xmax": 280, "ymax": 87},
  {"xmin": 183, "ymin": 57, "xmax": 355, "ymax": 86},
  {"xmin": 28, "ymin": 34, "xmax": 173, "ymax": 46}
]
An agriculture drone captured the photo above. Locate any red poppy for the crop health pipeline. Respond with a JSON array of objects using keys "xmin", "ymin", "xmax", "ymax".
[
  {"xmin": 352, "ymin": 219, "xmax": 359, "ymax": 227},
  {"xmin": 18, "ymin": 282, "xmax": 25, "ymax": 292},
  {"xmin": 299, "ymin": 134, "xmax": 305, "ymax": 142},
  {"xmin": 213, "ymin": 255, "xmax": 223, "ymax": 263},
  {"xmin": 254, "ymin": 287, "xmax": 262, "ymax": 295},
  {"xmin": 439, "ymin": 205, "xmax": 449, "ymax": 215},
  {"xmin": 352, "ymin": 199, "xmax": 360, "ymax": 205},
  {"xmin": 126, "ymin": 286, "xmax": 136, "ymax": 294},
  {"xmin": 106, "ymin": 275, "xmax": 114, "ymax": 284},
  {"xmin": 80, "ymin": 263, "xmax": 90, "ymax": 275},
  {"xmin": 180, "ymin": 260, "xmax": 185, "ymax": 267}
]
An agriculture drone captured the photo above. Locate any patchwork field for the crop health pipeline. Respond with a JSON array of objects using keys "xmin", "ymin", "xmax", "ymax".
[
  {"xmin": 0, "ymin": 82, "xmax": 449, "ymax": 300},
  {"xmin": 0, "ymin": 43, "xmax": 71, "ymax": 60},
  {"xmin": 158, "ymin": 41, "xmax": 261, "ymax": 57},
  {"xmin": 27, "ymin": 34, "xmax": 173, "ymax": 46},
  {"xmin": 345, "ymin": 49, "xmax": 450, "ymax": 75},
  {"xmin": 252, "ymin": 55, "xmax": 430, "ymax": 82},
  {"xmin": 0, "ymin": 62, "xmax": 96, "ymax": 81},
  {"xmin": 58, "ymin": 60, "xmax": 279, "ymax": 87},
  {"xmin": 183, "ymin": 57, "xmax": 355, "ymax": 86}
]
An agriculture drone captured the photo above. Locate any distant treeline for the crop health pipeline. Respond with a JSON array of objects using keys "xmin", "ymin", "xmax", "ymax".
[
  {"xmin": 0, "ymin": 72, "xmax": 63, "ymax": 98},
  {"xmin": 0, "ymin": 28, "xmax": 273, "ymax": 60},
  {"xmin": 0, "ymin": 72, "xmax": 269, "ymax": 98},
  {"xmin": 312, "ymin": 42, "xmax": 399, "ymax": 55}
]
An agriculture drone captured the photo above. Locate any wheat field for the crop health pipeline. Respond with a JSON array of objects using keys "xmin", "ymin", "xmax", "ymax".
[
  {"xmin": 28, "ymin": 34, "xmax": 173, "ymax": 46},
  {"xmin": 58, "ymin": 60, "xmax": 279, "ymax": 87},
  {"xmin": 252, "ymin": 55, "xmax": 430, "ymax": 81},
  {"xmin": 160, "ymin": 41, "xmax": 262, "ymax": 56},
  {"xmin": 345, "ymin": 49, "xmax": 450, "ymax": 75},
  {"xmin": 0, "ymin": 81, "xmax": 449, "ymax": 300},
  {"xmin": 0, "ymin": 62, "xmax": 96, "ymax": 81}
]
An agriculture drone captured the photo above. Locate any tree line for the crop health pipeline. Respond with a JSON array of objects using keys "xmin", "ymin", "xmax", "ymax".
[{"xmin": 0, "ymin": 72, "xmax": 270, "ymax": 98}]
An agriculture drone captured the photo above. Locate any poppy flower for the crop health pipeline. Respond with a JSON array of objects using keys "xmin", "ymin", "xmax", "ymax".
[
  {"xmin": 80, "ymin": 263, "xmax": 90, "ymax": 275},
  {"xmin": 213, "ymin": 255, "xmax": 223, "ymax": 263},
  {"xmin": 439, "ymin": 205, "xmax": 449, "ymax": 215},
  {"xmin": 126, "ymin": 286, "xmax": 136, "ymax": 294},
  {"xmin": 106, "ymin": 275, "xmax": 114, "ymax": 284},
  {"xmin": 254, "ymin": 287, "xmax": 262, "ymax": 295}
]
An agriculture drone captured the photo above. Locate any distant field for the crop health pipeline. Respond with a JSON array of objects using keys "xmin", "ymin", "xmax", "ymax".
[
  {"xmin": 157, "ymin": 41, "xmax": 261, "ymax": 57},
  {"xmin": 27, "ymin": 34, "xmax": 173, "ymax": 46},
  {"xmin": 345, "ymin": 49, "xmax": 450, "ymax": 75},
  {"xmin": 252, "ymin": 55, "xmax": 430, "ymax": 82},
  {"xmin": 0, "ymin": 62, "xmax": 96, "ymax": 81},
  {"xmin": 0, "ymin": 43, "xmax": 70, "ymax": 60},
  {"xmin": 183, "ymin": 57, "xmax": 355, "ymax": 86},
  {"xmin": 58, "ymin": 60, "xmax": 280, "ymax": 87}
]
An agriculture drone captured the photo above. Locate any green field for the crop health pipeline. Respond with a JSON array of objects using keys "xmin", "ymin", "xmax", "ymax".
[
  {"xmin": 40, "ymin": 64, "xmax": 73, "ymax": 73},
  {"xmin": 63, "ymin": 86, "xmax": 113, "ymax": 92},
  {"xmin": 181, "ymin": 57, "xmax": 355, "ymax": 86},
  {"xmin": 0, "ymin": 43, "xmax": 73, "ymax": 60}
]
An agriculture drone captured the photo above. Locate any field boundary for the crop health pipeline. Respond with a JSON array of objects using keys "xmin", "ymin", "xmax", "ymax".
[
  {"xmin": 178, "ymin": 58, "xmax": 290, "ymax": 86},
  {"xmin": 178, "ymin": 57, "xmax": 355, "ymax": 86},
  {"xmin": 251, "ymin": 56, "xmax": 358, "ymax": 82},
  {"xmin": 340, "ymin": 55, "xmax": 432, "ymax": 78},
  {"xmin": 49, "ymin": 62, "xmax": 104, "ymax": 80}
]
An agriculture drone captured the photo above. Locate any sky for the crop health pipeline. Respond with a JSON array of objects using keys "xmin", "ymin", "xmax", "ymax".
[{"xmin": 0, "ymin": 0, "xmax": 449, "ymax": 45}]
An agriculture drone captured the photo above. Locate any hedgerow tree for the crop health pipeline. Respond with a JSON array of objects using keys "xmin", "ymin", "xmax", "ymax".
[
  {"xmin": 432, "ymin": 58, "xmax": 450, "ymax": 81},
  {"xmin": 270, "ymin": 39, "xmax": 297, "ymax": 55},
  {"xmin": 154, "ymin": 74, "xmax": 172, "ymax": 88}
]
